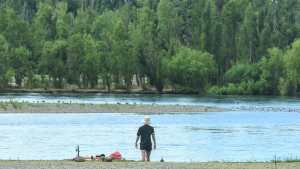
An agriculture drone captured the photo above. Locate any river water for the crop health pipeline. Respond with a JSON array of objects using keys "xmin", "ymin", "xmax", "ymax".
[{"xmin": 0, "ymin": 93, "xmax": 300, "ymax": 162}]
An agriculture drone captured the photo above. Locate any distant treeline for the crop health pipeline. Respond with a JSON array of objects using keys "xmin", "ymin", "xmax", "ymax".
[{"xmin": 0, "ymin": 0, "xmax": 300, "ymax": 95}]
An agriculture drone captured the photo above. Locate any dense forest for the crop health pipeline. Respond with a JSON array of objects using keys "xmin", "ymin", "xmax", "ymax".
[{"xmin": 0, "ymin": 0, "xmax": 300, "ymax": 95}]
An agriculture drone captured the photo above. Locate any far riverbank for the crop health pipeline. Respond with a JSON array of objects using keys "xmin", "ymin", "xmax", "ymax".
[
  {"xmin": 0, "ymin": 88, "xmax": 199, "ymax": 95},
  {"xmin": 0, "ymin": 102, "xmax": 223, "ymax": 113}
]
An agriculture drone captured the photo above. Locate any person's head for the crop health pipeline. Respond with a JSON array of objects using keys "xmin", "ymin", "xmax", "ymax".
[{"xmin": 143, "ymin": 115, "xmax": 151, "ymax": 125}]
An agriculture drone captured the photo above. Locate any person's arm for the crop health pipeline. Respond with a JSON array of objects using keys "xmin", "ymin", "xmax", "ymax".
[
  {"xmin": 152, "ymin": 133, "xmax": 156, "ymax": 150},
  {"xmin": 135, "ymin": 135, "xmax": 140, "ymax": 149},
  {"xmin": 136, "ymin": 127, "xmax": 141, "ymax": 149}
]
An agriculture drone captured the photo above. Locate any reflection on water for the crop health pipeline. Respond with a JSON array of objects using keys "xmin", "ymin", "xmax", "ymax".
[{"xmin": 0, "ymin": 111, "xmax": 300, "ymax": 162}]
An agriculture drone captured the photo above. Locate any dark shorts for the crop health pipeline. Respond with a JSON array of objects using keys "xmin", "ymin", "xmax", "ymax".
[{"xmin": 140, "ymin": 144, "xmax": 152, "ymax": 152}]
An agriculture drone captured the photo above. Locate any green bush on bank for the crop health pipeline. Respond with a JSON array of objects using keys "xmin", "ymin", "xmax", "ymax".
[
  {"xmin": 210, "ymin": 41, "xmax": 300, "ymax": 96},
  {"xmin": 167, "ymin": 47, "xmax": 217, "ymax": 94}
]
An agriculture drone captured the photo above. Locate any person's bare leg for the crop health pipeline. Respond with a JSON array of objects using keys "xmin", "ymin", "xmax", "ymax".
[
  {"xmin": 141, "ymin": 150, "xmax": 146, "ymax": 161},
  {"xmin": 146, "ymin": 150, "xmax": 151, "ymax": 162}
]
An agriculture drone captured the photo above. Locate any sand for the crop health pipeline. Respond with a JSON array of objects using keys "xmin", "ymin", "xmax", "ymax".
[
  {"xmin": 0, "ymin": 161, "xmax": 299, "ymax": 169},
  {"xmin": 0, "ymin": 102, "xmax": 224, "ymax": 113}
]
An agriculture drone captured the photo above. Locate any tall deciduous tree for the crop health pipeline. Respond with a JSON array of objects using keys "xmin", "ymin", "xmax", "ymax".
[
  {"xmin": 40, "ymin": 40, "xmax": 68, "ymax": 88},
  {"xmin": 240, "ymin": 3, "xmax": 259, "ymax": 63},
  {"xmin": 92, "ymin": 11, "xmax": 118, "ymax": 91},
  {"xmin": 0, "ymin": 35, "xmax": 11, "ymax": 88},
  {"xmin": 133, "ymin": 3, "xmax": 165, "ymax": 92},
  {"xmin": 10, "ymin": 47, "xmax": 31, "ymax": 87}
]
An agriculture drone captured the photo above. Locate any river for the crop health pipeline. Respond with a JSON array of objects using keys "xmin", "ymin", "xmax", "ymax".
[{"xmin": 0, "ymin": 93, "xmax": 300, "ymax": 162}]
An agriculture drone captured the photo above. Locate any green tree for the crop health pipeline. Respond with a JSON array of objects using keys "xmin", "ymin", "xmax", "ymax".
[
  {"xmin": 281, "ymin": 39, "xmax": 300, "ymax": 95},
  {"xmin": 258, "ymin": 48, "xmax": 284, "ymax": 95},
  {"xmin": 225, "ymin": 63, "xmax": 260, "ymax": 84},
  {"xmin": 55, "ymin": 2, "xmax": 72, "ymax": 39},
  {"xmin": 73, "ymin": 9, "xmax": 94, "ymax": 35},
  {"xmin": 66, "ymin": 33, "xmax": 100, "ymax": 88},
  {"xmin": 269, "ymin": 0, "xmax": 300, "ymax": 48},
  {"xmin": 32, "ymin": 2, "xmax": 56, "ymax": 41},
  {"xmin": 157, "ymin": 0, "xmax": 178, "ymax": 54},
  {"xmin": 133, "ymin": 4, "xmax": 165, "ymax": 92},
  {"xmin": 10, "ymin": 47, "xmax": 31, "ymax": 87},
  {"xmin": 0, "ymin": 8, "xmax": 31, "ymax": 48},
  {"xmin": 200, "ymin": 1, "xmax": 214, "ymax": 53},
  {"xmin": 66, "ymin": 33, "xmax": 84, "ymax": 87},
  {"xmin": 221, "ymin": 0, "xmax": 248, "ymax": 69},
  {"xmin": 81, "ymin": 34, "xmax": 100, "ymax": 88},
  {"xmin": 92, "ymin": 11, "xmax": 119, "ymax": 91},
  {"xmin": 240, "ymin": 3, "xmax": 259, "ymax": 63},
  {"xmin": 40, "ymin": 40, "xmax": 68, "ymax": 88},
  {"xmin": 0, "ymin": 34, "xmax": 12, "ymax": 88},
  {"xmin": 31, "ymin": 2, "xmax": 55, "ymax": 68},
  {"xmin": 167, "ymin": 47, "xmax": 216, "ymax": 93},
  {"xmin": 113, "ymin": 20, "xmax": 136, "ymax": 90}
]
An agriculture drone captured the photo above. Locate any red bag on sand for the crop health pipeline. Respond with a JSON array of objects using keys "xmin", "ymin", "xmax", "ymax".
[{"xmin": 110, "ymin": 151, "xmax": 122, "ymax": 160}]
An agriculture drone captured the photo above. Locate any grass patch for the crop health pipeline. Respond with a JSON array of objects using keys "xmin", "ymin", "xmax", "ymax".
[
  {"xmin": 9, "ymin": 100, "xmax": 23, "ymax": 109},
  {"xmin": 0, "ymin": 102, "xmax": 8, "ymax": 110}
]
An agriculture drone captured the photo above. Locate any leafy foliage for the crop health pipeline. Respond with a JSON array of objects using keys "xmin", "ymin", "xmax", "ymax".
[
  {"xmin": 0, "ymin": 0, "xmax": 299, "ymax": 95},
  {"xmin": 167, "ymin": 47, "xmax": 216, "ymax": 93}
]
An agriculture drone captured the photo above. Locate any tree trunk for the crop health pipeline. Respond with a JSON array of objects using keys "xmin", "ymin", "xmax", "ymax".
[{"xmin": 105, "ymin": 74, "xmax": 111, "ymax": 92}]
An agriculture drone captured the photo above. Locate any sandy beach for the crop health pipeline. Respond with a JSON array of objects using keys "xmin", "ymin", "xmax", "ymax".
[
  {"xmin": 0, "ymin": 102, "xmax": 223, "ymax": 113},
  {"xmin": 0, "ymin": 161, "xmax": 299, "ymax": 169}
]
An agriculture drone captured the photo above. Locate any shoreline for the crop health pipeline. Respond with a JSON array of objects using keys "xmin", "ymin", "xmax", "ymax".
[
  {"xmin": 0, "ymin": 102, "xmax": 224, "ymax": 113},
  {"xmin": 0, "ymin": 160, "xmax": 299, "ymax": 169},
  {"xmin": 0, "ymin": 88, "xmax": 200, "ymax": 95},
  {"xmin": 2, "ymin": 89, "xmax": 299, "ymax": 99}
]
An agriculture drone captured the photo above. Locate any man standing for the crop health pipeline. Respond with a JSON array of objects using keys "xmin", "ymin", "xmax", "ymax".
[{"xmin": 135, "ymin": 116, "xmax": 156, "ymax": 162}]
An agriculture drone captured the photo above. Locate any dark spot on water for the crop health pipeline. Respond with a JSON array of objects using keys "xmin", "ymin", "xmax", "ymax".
[{"xmin": 185, "ymin": 127, "xmax": 238, "ymax": 134}]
